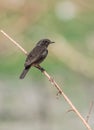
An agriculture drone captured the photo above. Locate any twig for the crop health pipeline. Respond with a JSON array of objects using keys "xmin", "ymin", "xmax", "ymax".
[
  {"xmin": 0, "ymin": 29, "xmax": 92, "ymax": 130},
  {"xmin": 86, "ymin": 101, "xmax": 93, "ymax": 123},
  {"xmin": 0, "ymin": 30, "xmax": 27, "ymax": 55}
]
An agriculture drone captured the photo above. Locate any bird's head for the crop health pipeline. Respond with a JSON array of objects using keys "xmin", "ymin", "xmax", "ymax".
[{"xmin": 36, "ymin": 39, "xmax": 54, "ymax": 47}]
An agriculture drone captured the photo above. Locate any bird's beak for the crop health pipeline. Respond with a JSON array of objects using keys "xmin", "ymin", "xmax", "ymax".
[{"xmin": 50, "ymin": 41, "xmax": 55, "ymax": 44}]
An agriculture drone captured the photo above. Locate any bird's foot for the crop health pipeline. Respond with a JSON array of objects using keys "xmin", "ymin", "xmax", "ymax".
[{"xmin": 34, "ymin": 64, "xmax": 45, "ymax": 72}]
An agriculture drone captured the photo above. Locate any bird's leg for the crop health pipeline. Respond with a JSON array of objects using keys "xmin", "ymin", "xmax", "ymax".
[{"xmin": 34, "ymin": 64, "xmax": 45, "ymax": 72}]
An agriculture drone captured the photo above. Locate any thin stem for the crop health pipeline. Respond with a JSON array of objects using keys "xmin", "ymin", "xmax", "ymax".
[
  {"xmin": 0, "ymin": 29, "xmax": 92, "ymax": 130},
  {"xmin": 43, "ymin": 71, "xmax": 92, "ymax": 130},
  {"xmin": 0, "ymin": 30, "xmax": 27, "ymax": 55},
  {"xmin": 86, "ymin": 101, "xmax": 93, "ymax": 123}
]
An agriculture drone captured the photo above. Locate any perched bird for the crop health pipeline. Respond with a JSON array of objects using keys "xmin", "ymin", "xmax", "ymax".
[{"xmin": 20, "ymin": 39, "xmax": 54, "ymax": 79}]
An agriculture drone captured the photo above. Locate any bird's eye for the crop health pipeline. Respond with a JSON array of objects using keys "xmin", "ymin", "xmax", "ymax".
[
  {"xmin": 45, "ymin": 40, "xmax": 47, "ymax": 43},
  {"xmin": 42, "ymin": 40, "xmax": 47, "ymax": 44}
]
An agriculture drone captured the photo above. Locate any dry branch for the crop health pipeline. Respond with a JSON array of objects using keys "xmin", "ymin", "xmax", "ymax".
[
  {"xmin": 86, "ymin": 101, "xmax": 93, "ymax": 123},
  {"xmin": 0, "ymin": 30, "xmax": 92, "ymax": 130}
]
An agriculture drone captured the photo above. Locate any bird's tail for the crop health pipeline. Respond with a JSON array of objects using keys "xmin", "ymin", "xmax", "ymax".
[{"xmin": 19, "ymin": 67, "xmax": 30, "ymax": 79}]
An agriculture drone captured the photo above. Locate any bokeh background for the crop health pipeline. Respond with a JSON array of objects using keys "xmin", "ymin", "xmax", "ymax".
[{"xmin": 0, "ymin": 0, "xmax": 94, "ymax": 130}]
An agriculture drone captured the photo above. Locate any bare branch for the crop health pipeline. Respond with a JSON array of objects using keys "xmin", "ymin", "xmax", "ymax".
[
  {"xmin": 0, "ymin": 30, "xmax": 27, "ymax": 55},
  {"xmin": 86, "ymin": 101, "xmax": 93, "ymax": 123},
  {"xmin": 0, "ymin": 30, "xmax": 92, "ymax": 130},
  {"xmin": 43, "ymin": 71, "xmax": 92, "ymax": 130}
]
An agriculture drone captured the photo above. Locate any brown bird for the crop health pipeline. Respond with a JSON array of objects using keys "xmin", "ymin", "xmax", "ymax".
[{"xmin": 20, "ymin": 39, "xmax": 54, "ymax": 79}]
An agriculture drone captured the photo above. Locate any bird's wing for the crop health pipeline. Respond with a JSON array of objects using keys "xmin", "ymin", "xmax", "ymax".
[{"xmin": 24, "ymin": 46, "xmax": 46, "ymax": 67}]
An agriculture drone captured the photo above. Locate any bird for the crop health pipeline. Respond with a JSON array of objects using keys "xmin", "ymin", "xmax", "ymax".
[{"xmin": 19, "ymin": 39, "xmax": 54, "ymax": 79}]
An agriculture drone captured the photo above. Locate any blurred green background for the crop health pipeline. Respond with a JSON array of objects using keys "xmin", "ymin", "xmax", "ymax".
[{"xmin": 0, "ymin": 0, "xmax": 94, "ymax": 130}]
